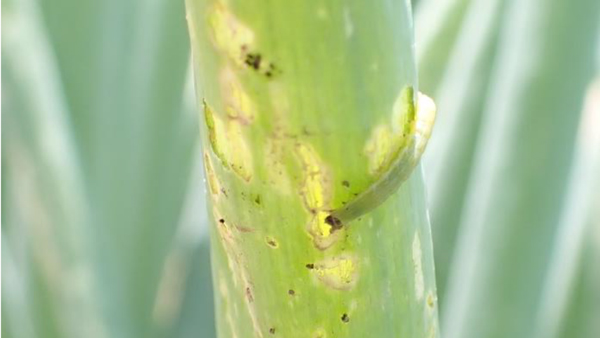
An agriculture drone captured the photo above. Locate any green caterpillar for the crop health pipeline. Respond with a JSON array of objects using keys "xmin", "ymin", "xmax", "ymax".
[{"xmin": 327, "ymin": 88, "xmax": 436, "ymax": 226}]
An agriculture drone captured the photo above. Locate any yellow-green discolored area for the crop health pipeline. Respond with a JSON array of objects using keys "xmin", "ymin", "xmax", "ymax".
[
  {"xmin": 296, "ymin": 143, "xmax": 329, "ymax": 211},
  {"xmin": 204, "ymin": 99, "xmax": 254, "ymax": 182},
  {"xmin": 207, "ymin": 1, "xmax": 254, "ymax": 68},
  {"xmin": 312, "ymin": 255, "xmax": 359, "ymax": 291},
  {"xmin": 365, "ymin": 124, "xmax": 395, "ymax": 177},
  {"xmin": 186, "ymin": 0, "xmax": 439, "ymax": 337}
]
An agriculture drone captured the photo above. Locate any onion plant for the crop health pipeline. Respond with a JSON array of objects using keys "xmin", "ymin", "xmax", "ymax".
[{"xmin": 185, "ymin": 0, "xmax": 440, "ymax": 336}]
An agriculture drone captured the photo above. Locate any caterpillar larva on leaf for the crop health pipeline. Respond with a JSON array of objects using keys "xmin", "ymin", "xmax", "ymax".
[{"xmin": 326, "ymin": 88, "xmax": 436, "ymax": 226}]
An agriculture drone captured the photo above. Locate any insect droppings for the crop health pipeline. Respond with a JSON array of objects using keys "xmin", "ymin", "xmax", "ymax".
[{"xmin": 341, "ymin": 313, "xmax": 350, "ymax": 323}]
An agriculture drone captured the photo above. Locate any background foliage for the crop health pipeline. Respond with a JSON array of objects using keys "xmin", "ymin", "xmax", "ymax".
[
  {"xmin": 2, "ymin": 0, "xmax": 599, "ymax": 337},
  {"xmin": 2, "ymin": 0, "xmax": 213, "ymax": 336},
  {"xmin": 418, "ymin": 0, "xmax": 600, "ymax": 337}
]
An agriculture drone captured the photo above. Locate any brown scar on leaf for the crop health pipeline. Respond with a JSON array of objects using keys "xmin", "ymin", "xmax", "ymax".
[
  {"xmin": 235, "ymin": 225, "xmax": 255, "ymax": 233},
  {"xmin": 212, "ymin": 207, "xmax": 263, "ymax": 336},
  {"xmin": 245, "ymin": 285, "xmax": 254, "ymax": 303},
  {"xmin": 265, "ymin": 236, "xmax": 279, "ymax": 248},
  {"xmin": 245, "ymin": 52, "xmax": 281, "ymax": 78}
]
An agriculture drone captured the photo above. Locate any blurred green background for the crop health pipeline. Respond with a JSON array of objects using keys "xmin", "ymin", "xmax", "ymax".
[{"xmin": 2, "ymin": 0, "xmax": 599, "ymax": 337}]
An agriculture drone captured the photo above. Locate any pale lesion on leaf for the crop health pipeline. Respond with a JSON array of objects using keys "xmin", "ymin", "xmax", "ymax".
[
  {"xmin": 311, "ymin": 254, "xmax": 359, "ymax": 291},
  {"xmin": 295, "ymin": 143, "xmax": 344, "ymax": 249},
  {"xmin": 220, "ymin": 67, "xmax": 256, "ymax": 125},
  {"xmin": 203, "ymin": 100, "xmax": 254, "ymax": 182},
  {"xmin": 203, "ymin": 151, "xmax": 221, "ymax": 196},
  {"xmin": 412, "ymin": 231, "xmax": 425, "ymax": 301},
  {"xmin": 204, "ymin": 100, "xmax": 228, "ymax": 168},
  {"xmin": 297, "ymin": 143, "xmax": 329, "ymax": 211},
  {"xmin": 208, "ymin": 1, "xmax": 255, "ymax": 68},
  {"xmin": 225, "ymin": 121, "xmax": 254, "ymax": 181},
  {"xmin": 295, "ymin": 142, "xmax": 331, "ymax": 212},
  {"xmin": 364, "ymin": 124, "xmax": 394, "ymax": 176}
]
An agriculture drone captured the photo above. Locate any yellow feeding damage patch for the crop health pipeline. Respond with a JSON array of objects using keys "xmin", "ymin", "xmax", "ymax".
[
  {"xmin": 203, "ymin": 101, "xmax": 253, "ymax": 182},
  {"xmin": 204, "ymin": 101, "xmax": 228, "ymax": 167},
  {"xmin": 295, "ymin": 143, "xmax": 343, "ymax": 249},
  {"xmin": 221, "ymin": 68, "xmax": 256, "ymax": 124},
  {"xmin": 225, "ymin": 122, "xmax": 253, "ymax": 182},
  {"xmin": 392, "ymin": 86, "xmax": 416, "ymax": 135},
  {"xmin": 203, "ymin": 151, "xmax": 221, "ymax": 196},
  {"xmin": 296, "ymin": 143, "xmax": 328, "ymax": 211},
  {"xmin": 208, "ymin": 2, "xmax": 255, "ymax": 67},
  {"xmin": 364, "ymin": 124, "xmax": 394, "ymax": 176},
  {"xmin": 303, "ymin": 173, "xmax": 326, "ymax": 211},
  {"xmin": 312, "ymin": 255, "xmax": 358, "ymax": 291},
  {"xmin": 313, "ymin": 211, "xmax": 333, "ymax": 238}
]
